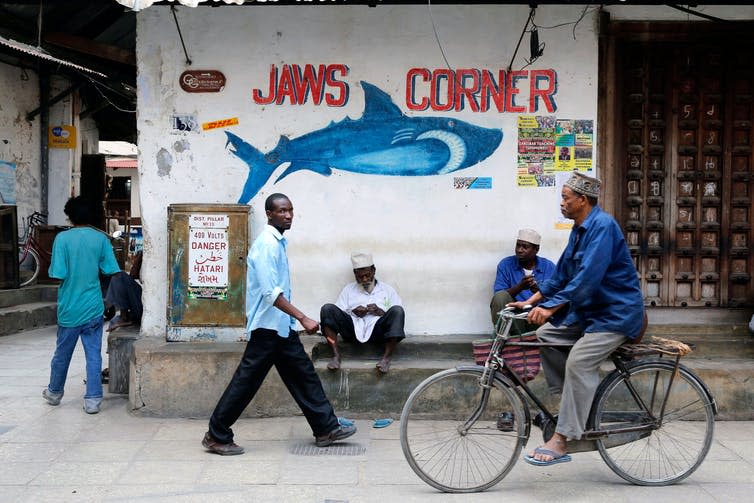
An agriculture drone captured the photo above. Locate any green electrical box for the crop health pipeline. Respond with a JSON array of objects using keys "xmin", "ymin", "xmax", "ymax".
[{"xmin": 166, "ymin": 203, "xmax": 251, "ymax": 341}]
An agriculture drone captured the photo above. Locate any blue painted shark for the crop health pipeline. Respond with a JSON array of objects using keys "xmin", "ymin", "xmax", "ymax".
[{"xmin": 226, "ymin": 80, "xmax": 503, "ymax": 203}]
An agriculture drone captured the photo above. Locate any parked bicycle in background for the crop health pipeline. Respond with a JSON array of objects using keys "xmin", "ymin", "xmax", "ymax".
[{"xmin": 17, "ymin": 211, "xmax": 52, "ymax": 287}]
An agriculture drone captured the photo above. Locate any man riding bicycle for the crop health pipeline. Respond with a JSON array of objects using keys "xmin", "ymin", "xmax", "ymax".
[{"xmin": 508, "ymin": 171, "xmax": 645, "ymax": 466}]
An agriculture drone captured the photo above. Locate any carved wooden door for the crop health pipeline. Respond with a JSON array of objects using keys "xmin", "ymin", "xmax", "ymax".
[{"xmin": 620, "ymin": 42, "xmax": 753, "ymax": 307}]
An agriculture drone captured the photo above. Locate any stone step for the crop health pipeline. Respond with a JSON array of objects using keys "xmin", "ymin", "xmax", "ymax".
[
  {"xmin": 310, "ymin": 324, "xmax": 754, "ymax": 362},
  {"xmin": 0, "ymin": 301, "xmax": 57, "ymax": 336},
  {"xmin": 130, "ymin": 338, "xmax": 754, "ymax": 420},
  {"xmin": 314, "ymin": 356, "xmax": 751, "ymax": 420},
  {"xmin": 0, "ymin": 284, "xmax": 57, "ymax": 308}
]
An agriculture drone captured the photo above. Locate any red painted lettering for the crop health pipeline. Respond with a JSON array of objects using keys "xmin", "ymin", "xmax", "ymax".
[
  {"xmin": 325, "ymin": 64, "xmax": 348, "ymax": 106},
  {"xmin": 480, "ymin": 70, "xmax": 506, "ymax": 112},
  {"xmin": 529, "ymin": 69, "xmax": 557, "ymax": 113},
  {"xmin": 454, "ymin": 69, "xmax": 480, "ymax": 112},
  {"xmin": 252, "ymin": 65, "xmax": 277, "ymax": 104},
  {"xmin": 406, "ymin": 68, "xmax": 430, "ymax": 111},
  {"xmin": 506, "ymin": 70, "xmax": 527, "ymax": 113},
  {"xmin": 430, "ymin": 69, "xmax": 454, "ymax": 112}
]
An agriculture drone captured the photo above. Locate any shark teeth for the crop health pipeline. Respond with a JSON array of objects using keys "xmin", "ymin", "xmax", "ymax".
[{"xmin": 416, "ymin": 129, "xmax": 467, "ymax": 174}]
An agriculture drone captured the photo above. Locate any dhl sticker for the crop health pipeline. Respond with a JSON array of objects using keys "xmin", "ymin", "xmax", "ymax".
[{"xmin": 202, "ymin": 117, "xmax": 239, "ymax": 131}]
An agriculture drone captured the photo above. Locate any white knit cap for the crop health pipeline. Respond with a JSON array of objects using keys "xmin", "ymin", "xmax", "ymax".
[
  {"xmin": 351, "ymin": 252, "xmax": 374, "ymax": 269},
  {"xmin": 517, "ymin": 228, "xmax": 541, "ymax": 246}
]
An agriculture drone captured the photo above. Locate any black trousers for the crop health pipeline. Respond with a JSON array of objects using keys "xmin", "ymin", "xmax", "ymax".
[
  {"xmin": 208, "ymin": 328, "xmax": 338, "ymax": 443},
  {"xmin": 320, "ymin": 304, "xmax": 406, "ymax": 343}
]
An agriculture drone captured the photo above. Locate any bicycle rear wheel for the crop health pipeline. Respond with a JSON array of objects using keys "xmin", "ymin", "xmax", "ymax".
[
  {"xmin": 590, "ymin": 360, "xmax": 715, "ymax": 486},
  {"xmin": 400, "ymin": 368, "xmax": 526, "ymax": 493},
  {"xmin": 18, "ymin": 247, "xmax": 40, "ymax": 287}
]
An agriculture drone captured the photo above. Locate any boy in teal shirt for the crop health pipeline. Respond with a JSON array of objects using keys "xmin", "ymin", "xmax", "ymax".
[{"xmin": 44, "ymin": 196, "xmax": 121, "ymax": 414}]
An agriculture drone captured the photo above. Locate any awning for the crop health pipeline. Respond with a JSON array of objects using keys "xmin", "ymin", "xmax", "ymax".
[
  {"xmin": 115, "ymin": 0, "xmax": 247, "ymax": 11},
  {"xmin": 106, "ymin": 158, "xmax": 138, "ymax": 169},
  {"xmin": 0, "ymin": 35, "xmax": 107, "ymax": 78}
]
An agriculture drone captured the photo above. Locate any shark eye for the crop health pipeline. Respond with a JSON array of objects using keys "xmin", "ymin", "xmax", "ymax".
[{"xmin": 447, "ymin": 120, "xmax": 456, "ymax": 128}]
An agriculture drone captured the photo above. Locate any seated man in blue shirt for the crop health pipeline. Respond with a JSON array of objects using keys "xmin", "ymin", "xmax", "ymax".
[
  {"xmin": 509, "ymin": 172, "xmax": 645, "ymax": 467},
  {"xmin": 490, "ymin": 228, "xmax": 555, "ymax": 329}
]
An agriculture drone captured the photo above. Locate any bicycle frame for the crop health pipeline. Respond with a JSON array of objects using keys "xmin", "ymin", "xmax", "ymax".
[{"xmin": 483, "ymin": 309, "xmax": 700, "ymax": 449}]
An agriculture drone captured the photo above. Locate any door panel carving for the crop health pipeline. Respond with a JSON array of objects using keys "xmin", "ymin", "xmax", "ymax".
[{"xmin": 620, "ymin": 41, "xmax": 754, "ymax": 307}]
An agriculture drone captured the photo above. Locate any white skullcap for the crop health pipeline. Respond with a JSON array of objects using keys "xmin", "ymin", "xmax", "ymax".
[
  {"xmin": 517, "ymin": 229, "xmax": 541, "ymax": 246},
  {"xmin": 351, "ymin": 252, "xmax": 374, "ymax": 269}
]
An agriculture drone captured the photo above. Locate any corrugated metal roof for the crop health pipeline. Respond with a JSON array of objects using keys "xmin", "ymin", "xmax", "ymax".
[{"xmin": 0, "ymin": 34, "xmax": 107, "ymax": 78}]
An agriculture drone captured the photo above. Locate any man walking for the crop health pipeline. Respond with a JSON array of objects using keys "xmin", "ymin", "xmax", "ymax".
[
  {"xmin": 202, "ymin": 193, "xmax": 356, "ymax": 455},
  {"xmin": 44, "ymin": 196, "xmax": 121, "ymax": 414}
]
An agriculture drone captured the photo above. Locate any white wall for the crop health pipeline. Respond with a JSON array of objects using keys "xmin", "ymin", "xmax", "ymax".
[
  {"xmin": 0, "ymin": 61, "xmax": 40, "ymax": 228},
  {"xmin": 0, "ymin": 62, "xmax": 89, "ymax": 229},
  {"xmin": 136, "ymin": 4, "xmax": 601, "ymax": 337}
]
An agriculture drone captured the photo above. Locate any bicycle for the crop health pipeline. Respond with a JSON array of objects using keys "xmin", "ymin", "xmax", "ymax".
[
  {"xmin": 399, "ymin": 307, "xmax": 717, "ymax": 493},
  {"xmin": 17, "ymin": 211, "xmax": 50, "ymax": 287}
]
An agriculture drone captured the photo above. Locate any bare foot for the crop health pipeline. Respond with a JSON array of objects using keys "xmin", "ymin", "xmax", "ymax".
[
  {"xmin": 527, "ymin": 433, "xmax": 567, "ymax": 462},
  {"xmin": 376, "ymin": 358, "xmax": 391, "ymax": 374},
  {"xmin": 327, "ymin": 356, "xmax": 341, "ymax": 371}
]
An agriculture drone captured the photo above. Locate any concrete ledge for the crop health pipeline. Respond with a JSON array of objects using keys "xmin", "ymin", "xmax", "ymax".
[
  {"xmin": 0, "ymin": 302, "xmax": 57, "ymax": 336},
  {"xmin": 129, "ymin": 336, "xmax": 754, "ymax": 420}
]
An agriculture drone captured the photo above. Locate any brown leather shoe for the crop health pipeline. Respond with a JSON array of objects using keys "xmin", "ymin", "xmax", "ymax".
[
  {"xmin": 315, "ymin": 424, "xmax": 357, "ymax": 447},
  {"xmin": 202, "ymin": 431, "xmax": 244, "ymax": 455}
]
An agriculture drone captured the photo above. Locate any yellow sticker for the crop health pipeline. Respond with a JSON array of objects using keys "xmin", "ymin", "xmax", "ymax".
[{"xmin": 202, "ymin": 117, "xmax": 239, "ymax": 131}]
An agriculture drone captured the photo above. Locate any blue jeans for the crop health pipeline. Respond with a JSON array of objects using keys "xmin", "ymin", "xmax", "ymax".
[{"xmin": 48, "ymin": 316, "xmax": 104, "ymax": 401}]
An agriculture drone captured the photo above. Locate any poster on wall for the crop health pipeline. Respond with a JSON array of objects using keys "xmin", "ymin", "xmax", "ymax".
[
  {"xmin": 188, "ymin": 214, "xmax": 229, "ymax": 300},
  {"xmin": 517, "ymin": 116, "xmax": 593, "ymax": 187},
  {"xmin": 0, "ymin": 161, "xmax": 16, "ymax": 204}
]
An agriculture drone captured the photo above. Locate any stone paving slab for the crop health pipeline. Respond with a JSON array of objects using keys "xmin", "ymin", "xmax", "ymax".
[{"xmin": 1, "ymin": 325, "xmax": 753, "ymax": 502}]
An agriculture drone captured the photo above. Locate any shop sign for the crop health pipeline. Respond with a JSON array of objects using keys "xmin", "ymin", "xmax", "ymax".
[
  {"xmin": 180, "ymin": 70, "xmax": 226, "ymax": 93},
  {"xmin": 48, "ymin": 125, "xmax": 76, "ymax": 149}
]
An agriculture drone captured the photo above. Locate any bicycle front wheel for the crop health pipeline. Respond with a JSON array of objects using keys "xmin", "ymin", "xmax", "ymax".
[
  {"xmin": 400, "ymin": 368, "xmax": 526, "ymax": 493},
  {"xmin": 18, "ymin": 247, "xmax": 40, "ymax": 287},
  {"xmin": 591, "ymin": 360, "xmax": 715, "ymax": 486}
]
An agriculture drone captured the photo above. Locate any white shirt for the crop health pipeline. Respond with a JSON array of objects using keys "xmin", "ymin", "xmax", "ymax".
[{"xmin": 336, "ymin": 279, "xmax": 402, "ymax": 342}]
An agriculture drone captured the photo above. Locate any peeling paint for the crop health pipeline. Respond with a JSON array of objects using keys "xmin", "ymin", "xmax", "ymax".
[
  {"xmin": 173, "ymin": 139, "xmax": 190, "ymax": 153},
  {"xmin": 156, "ymin": 148, "xmax": 173, "ymax": 177}
]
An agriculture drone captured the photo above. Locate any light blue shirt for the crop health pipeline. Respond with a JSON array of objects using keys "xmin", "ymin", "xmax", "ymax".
[
  {"xmin": 246, "ymin": 225, "xmax": 294, "ymax": 337},
  {"xmin": 49, "ymin": 227, "xmax": 121, "ymax": 327}
]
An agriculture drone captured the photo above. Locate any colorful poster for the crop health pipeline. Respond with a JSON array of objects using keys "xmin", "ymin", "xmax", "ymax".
[{"xmin": 517, "ymin": 117, "xmax": 594, "ymax": 187}]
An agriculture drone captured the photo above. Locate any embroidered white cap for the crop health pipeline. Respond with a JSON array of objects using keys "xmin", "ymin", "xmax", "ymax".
[
  {"xmin": 351, "ymin": 252, "xmax": 374, "ymax": 269},
  {"xmin": 517, "ymin": 228, "xmax": 541, "ymax": 246}
]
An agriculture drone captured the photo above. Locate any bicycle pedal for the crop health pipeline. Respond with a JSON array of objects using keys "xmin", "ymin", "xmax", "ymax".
[
  {"xmin": 533, "ymin": 411, "xmax": 547, "ymax": 429},
  {"xmin": 496, "ymin": 412, "xmax": 515, "ymax": 432}
]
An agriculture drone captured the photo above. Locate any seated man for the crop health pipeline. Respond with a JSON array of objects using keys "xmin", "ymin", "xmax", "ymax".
[
  {"xmin": 490, "ymin": 229, "xmax": 555, "ymax": 329},
  {"xmin": 320, "ymin": 252, "xmax": 405, "ymax": 374},
  {"xmin": 104, "ymin": 251, "xmax": 143, "ymax": 332}
]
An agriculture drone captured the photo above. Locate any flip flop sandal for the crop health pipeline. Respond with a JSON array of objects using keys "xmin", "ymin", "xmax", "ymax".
[
  {"xmin": 338, "ymin": 417, "xmax": 354, "ymax": 427},
  {"xmin": 373, "ymin": 418, "xmax": 393, "ymax": 428},
  {"xmin": 523, "ymin": 447, "xmax": 572, "ymax": 466}
]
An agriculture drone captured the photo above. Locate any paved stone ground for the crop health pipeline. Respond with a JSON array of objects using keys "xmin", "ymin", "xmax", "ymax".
[{"xmin": 1, "ymin": 325, "xmax": 752, "ymax": 502}]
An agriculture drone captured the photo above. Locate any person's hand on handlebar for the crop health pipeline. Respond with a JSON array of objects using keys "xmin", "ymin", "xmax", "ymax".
[{"xmin": 526, "ymin": 306, "xmax": 558, "ymax": 325}]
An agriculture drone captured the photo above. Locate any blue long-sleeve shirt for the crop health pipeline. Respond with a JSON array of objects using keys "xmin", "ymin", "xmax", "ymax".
[
  {"xmin": 493, "ymin": 255, "xmax": 556, "ymax": 302},
  {"xmin": 246, "ymin": 225, "xmax": 294, "ymax": 337},
  {"xmin": 538, "ymin": 206, "xmax": 645, "ymax": 339}
]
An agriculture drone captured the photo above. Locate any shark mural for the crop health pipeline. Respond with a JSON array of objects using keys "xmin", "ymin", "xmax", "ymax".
[{"xmin": 226, "ymin": 81, "xmax": 503, "ymax": 203}]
